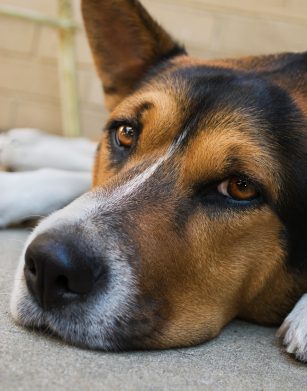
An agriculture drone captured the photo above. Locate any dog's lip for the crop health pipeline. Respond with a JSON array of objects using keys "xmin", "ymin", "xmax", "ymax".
[
  {"xmin": 19, "ymin": 312, "xmax": 158, "ymax": 351},
  {"xmin": 18, "ymin": 289, "xmax": 162, "ymax": 351}
]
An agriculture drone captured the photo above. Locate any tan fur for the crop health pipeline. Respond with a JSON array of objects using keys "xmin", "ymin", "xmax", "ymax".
[{"xmin": 180, "ymin": 113, "xmax": 280, "ymax": 199}]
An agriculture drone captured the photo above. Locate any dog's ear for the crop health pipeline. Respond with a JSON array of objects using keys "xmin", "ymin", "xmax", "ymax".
[{"xmin": 82, "ymin": 0, "xmax": 185, "ymax": 111}]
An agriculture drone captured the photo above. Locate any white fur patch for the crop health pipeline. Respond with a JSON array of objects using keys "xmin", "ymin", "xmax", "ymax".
[{"xmin": 277, "ymin": 294, "xmax": 307, "ymax": 362}]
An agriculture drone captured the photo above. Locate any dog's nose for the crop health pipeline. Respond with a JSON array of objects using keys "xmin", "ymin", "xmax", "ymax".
[{"xmin": 24, "ymin": 233, "xmax": 103, "ymax": 309}]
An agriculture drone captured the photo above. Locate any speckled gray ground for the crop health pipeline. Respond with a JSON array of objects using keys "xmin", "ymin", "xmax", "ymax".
[{"xmin": 0, "ymin": 229, "xmax": 306, "ymax": 390}]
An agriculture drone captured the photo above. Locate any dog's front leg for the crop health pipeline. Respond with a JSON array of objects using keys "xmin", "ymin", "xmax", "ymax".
[
  {"xmin": 0, "ymin": 169, "xmax": 91, "ymax": 227},
  {"xmin": 277, "ymin": 294, "xmax": 307, "ymax": 362}
]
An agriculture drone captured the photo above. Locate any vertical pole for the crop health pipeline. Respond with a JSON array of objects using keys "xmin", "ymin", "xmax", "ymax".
[{"xmin": 57, "ymin": 0, "xmax": 80, "ymax": 137}]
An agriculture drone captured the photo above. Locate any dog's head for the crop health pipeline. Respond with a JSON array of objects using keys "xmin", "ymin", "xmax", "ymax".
[{"xmin": 11, "ymin": 0, "xmax": 307, "ymax": 350}]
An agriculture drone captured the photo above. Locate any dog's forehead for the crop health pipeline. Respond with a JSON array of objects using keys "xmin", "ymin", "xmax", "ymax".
[
  {"xmin": 107, "ymin": 63, "xmax": 285, "ymax": 194},
  {"xmin": 114, "ymin": 63, "xmax": 270, "ymax": 138},
  {"xmin": 122, "ymin": 62, "xmax": 281, "ymax": 143}
]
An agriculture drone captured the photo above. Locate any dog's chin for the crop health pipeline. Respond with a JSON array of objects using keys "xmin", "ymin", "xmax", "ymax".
[
  {"xmin": 11, "ymin": 289, "xmax": 157, "ymax": 351},
  {"xmin": 10, "ymin": 253, "xmax": 157, "ymax": 351}
]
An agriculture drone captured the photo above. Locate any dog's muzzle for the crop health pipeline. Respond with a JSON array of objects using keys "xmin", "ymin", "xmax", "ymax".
[{"xmin": 11, "ymin": 160, "xmax": 177, "ymax": 349}]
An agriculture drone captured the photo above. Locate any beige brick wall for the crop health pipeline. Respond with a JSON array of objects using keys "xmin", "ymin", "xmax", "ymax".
[{"xmin": 0, "ymin": 0, "xmax": 306, "ymax": 140}]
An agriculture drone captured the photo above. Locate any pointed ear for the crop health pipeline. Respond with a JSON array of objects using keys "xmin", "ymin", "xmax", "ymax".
[{"xmin": 82, "ymin": 0, "xmax": 185, "ymax": 111}]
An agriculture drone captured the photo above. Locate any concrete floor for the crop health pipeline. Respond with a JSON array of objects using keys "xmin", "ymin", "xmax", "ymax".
[{"xmin": 0, "ymin": 229, "xmax": 306, "ymax": 390}]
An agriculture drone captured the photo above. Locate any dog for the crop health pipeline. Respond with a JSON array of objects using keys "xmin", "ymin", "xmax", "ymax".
[{"xmin": 9, "ymin": 0, "xmax": 307, "ymax": 361}]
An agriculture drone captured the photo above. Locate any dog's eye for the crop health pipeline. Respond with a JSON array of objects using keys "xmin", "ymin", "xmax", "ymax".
[
  {"xmin": 114, "ymin": 125, "xmax": 135, "ymax": 148},
  {"xmin": 217, "ymin": 177, "xmax": 259, "ymax": 201}
]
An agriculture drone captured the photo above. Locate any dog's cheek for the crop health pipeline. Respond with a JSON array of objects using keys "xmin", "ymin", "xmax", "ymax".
[
  {"xmin": 131, "ymin": 210, "xmax": 236, "ymax": 347},
  {"xmin": 233, "ymin": 210, "xmax": 302, "ymax": 325},
  {"xmin": 134, "ymin": 207, "xmax": 295, "ymax": 347}
]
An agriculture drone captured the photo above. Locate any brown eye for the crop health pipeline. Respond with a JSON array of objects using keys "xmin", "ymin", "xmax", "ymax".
[
  {"xmin": 217, "ymin": 177, "xmax": 259, "ymax": 201},
  {"xmin": 115, "ymin": 125, "xmax": 135, "ymax": 148}
]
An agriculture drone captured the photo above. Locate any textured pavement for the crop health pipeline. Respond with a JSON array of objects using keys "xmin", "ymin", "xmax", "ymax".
[{"xmin": 0, "ymin": 229, "xmax": 306, "ymax": 390}]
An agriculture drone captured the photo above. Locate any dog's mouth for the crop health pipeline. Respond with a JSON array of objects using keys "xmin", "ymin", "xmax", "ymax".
[
  {"xmin": 12, "ymin": 283, "xmax": 161, "ymax": 351},
  {"xmin": 11, "ymin": 243, "xmax": 164, "ymax": 351},
  {"xmin": 20, "ymin": 305, "xmax": 160, "ymax": 352}
]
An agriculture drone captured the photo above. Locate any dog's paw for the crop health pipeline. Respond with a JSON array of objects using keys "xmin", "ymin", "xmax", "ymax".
[
  {"xmin": 0, "ymin": 169, "xmax": 43, "ymax": 227},
  {"xmin": 0, "ymin": 128, "xmax": 44, "ymax": 169},
  {"xmin": 0, "ymin": 128, "xmax": 43, "ymax": 149},
  {"xmin": 277, "ymin": 294, "xmax": 307, "ymax": 363},
  {"xmin": 0, "ymin": 128, "xmax": 95, "ymax": 171}
]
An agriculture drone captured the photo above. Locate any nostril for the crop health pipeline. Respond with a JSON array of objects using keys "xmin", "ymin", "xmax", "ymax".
[
  {"xmin": 54, "ymin": 274, "xmax": 93, "ymax": 297},
  {"xmin": 27, "ymin": 257, "xmax": 37, "ymax": 276},
  {"xmin": 55, "ymin": 275, "xmax": 70, "ymax": 293}
]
